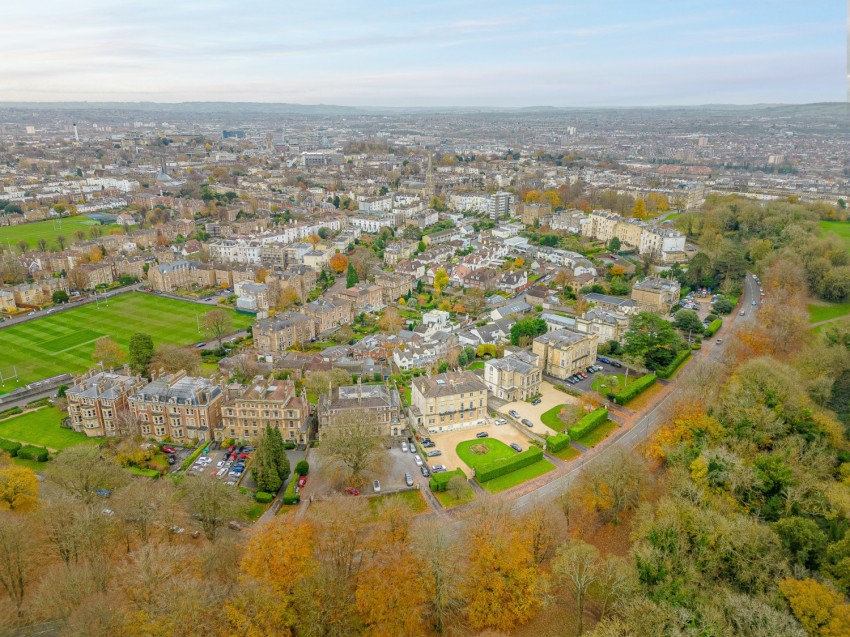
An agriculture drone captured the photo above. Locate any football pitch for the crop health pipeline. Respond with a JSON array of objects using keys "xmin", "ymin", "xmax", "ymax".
[
  {"xmin": 0, "ymin": 293, "xmax": 254, "ymax": 391},
  {"xmin": 0, "ymin": 216, "xmax": 121, "ymax": 251}
]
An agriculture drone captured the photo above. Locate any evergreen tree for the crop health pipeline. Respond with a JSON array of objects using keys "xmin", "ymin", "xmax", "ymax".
[
  {"xmin": 128, "ymin": 333, "xmax": 154, "ymax": 377},
  {"xmin": 346, "ymin": 263, "xmax": 359, "ymax": 288}
]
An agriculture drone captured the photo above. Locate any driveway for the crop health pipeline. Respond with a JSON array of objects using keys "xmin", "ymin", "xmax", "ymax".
[
  {"xmin": 304, "ymin": 444, "xmax": 425, "ymax": 496},
  {"xmin": 421, "ymin": 421, "xmax": 539, "ymax": 475},
  {"xmin": 497, "ymin": 381, "xmax": 581, "ymax": 432}
]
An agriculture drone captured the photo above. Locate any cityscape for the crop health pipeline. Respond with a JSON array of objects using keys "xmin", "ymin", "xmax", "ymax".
[{"xmin": 0, "ymin": 2, "xmax": 849, "ymax": 636}]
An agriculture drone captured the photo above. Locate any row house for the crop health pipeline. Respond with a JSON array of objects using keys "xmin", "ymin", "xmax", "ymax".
[
  {"xmin": 374, "ymin": 272, "xmax": 414, "ymax": 304},
  {"xmin": 218, "ymin": 378, "xmax": 311, "ymax": 444},
  {"xmin": 65, "ymin": 370, "xmax": 145, "ymax": 437},
  {"xmin": 303, "ymin": 298, "xmax": 353, "ymax": 334},
  {"xmin": 253, "ymin": 312, "xmax": 317, "ymax": 353}
]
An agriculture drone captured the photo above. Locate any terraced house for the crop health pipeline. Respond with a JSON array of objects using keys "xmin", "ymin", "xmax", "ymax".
[
  {"xmin": 218, "ymin": 378, "xmax": 311, "ymax": 444},
  {"xmin": 65, "ymin": 370, "xmax": 146, "ymax": 437}
]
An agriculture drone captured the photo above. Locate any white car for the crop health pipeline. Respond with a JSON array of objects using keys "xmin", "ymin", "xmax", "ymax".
[
  {"xmin": 216, "ymin": 467, "xmax": 228, "ymax": 477},
  {"xmin": 401, "ymin": 441, "xmax": 408, "ymax": 453},
  {"xmin": 197, "ymin": 457, "xmax": 212, "ymax": 464},
  {"xmin": 414, "ymin": 454, "xmax": 423, "ymax": 466},
  {"xmin": 216, "ymin": 461, "xmax": 225, "ymax": 467}
]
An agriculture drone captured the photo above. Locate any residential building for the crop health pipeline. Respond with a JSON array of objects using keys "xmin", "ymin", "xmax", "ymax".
[
  {"xmin": 532, "ymin": 329, "xmax": 599, "ymax": 380},
  {"xmin": 411, "ymin": 371, "xmax": 488, "ymax": 433},
  {"xmin": 128, "ymin": 371, "xmax": 222, "ymax": 443},
  {"xmin": 218, "ymin": 378, "xmax": 311, "ymax": 444},
  {"xmin": 65, "ymin": 370, "xmax": 145, "ymax": 437},
  {"xmin": 488, "ymin": 191, "xmax": 514, "ymax": 220},
  {"xmin": 374, "ymin": 272, "xmax": 414, "ymax": 304},
  {"xmin": 484, "ymin": 350, "xmax": 541, "ymax": 401},
  {"xmin": 317, "ymin": 382, "xmax": 404, "ymax": 438},
  {"xmin": 337, "ymin": 285, "xmax": 383, "ymax": 311},
  {"xmin": 303, "ymin": 298, "xmax": 353, "ymax": 334},
  {"xmin": 254, "ymin": 312, "xmax": 317, "ymax": 353},
  {"xmin": 631, "ymin": 277, "xmax": 681, "ymax": 313}
]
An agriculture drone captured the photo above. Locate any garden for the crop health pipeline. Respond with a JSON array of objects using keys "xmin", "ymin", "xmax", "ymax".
[{"xmin": 455, "ymin": 438, "xmax": 555, "ymax": 493}]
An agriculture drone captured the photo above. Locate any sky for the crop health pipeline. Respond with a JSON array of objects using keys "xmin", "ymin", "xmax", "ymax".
[{"xmin": 0, "ymin": 0, "xmax": 845, "ymax": 106}]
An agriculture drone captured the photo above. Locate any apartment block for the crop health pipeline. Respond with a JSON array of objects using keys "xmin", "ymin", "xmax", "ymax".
[
  {"xmin": 484, "ymin": 350, "xmax": 541, "ymax": 402},
  {"xmin": 631, "ymin": 276, "xmax": 681, "ymax": 313},
  {"xmin": 218, "ymin": 378, "xmax": 311, "ymax": 444},
  {"xmin": 66, "ymin": 370, "xmax": 146, "ymax": 437},
  {"xmin": 317, "ymin": 382, "xmax": 404, "ymax": 438},
  {"xmin": 253, "ymin": 312, "xmax": 317, "ymax": 353},
  {"xmin": 411, "ymin": 371, "xmax": 488, "ymax": 433},
  {"xmin": 532, "ymin": 329, "xmax": 599, "ymax": 380}
]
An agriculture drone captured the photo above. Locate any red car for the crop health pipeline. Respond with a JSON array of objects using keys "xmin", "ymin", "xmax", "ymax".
[
  {"xmin": 162, "ymin": 445, "xmax": 176, "ymax": 454},
  {"xmin": 297, "ymin": 476, "xmax": 308, "ymax": 488},
  {"xmin": 345, "ymin": 487, "xmax": 360, "ymax": 496}
]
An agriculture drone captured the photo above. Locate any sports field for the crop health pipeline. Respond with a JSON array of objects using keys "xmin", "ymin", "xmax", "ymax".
[
  {"xmin": 0, "ymin": 292, "xmax": 253, "ymax": 390},
  {"xmin": 819, "ymin": 220, "xmax": 850, "ymax": 254},
  {"xmin": 0, "ymin": 216, "xmax": 121, "ymax": 251}
]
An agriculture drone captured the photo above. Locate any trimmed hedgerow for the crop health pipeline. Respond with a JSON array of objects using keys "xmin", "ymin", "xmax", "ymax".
[
  {"xmin": 612, "ymin": 374, "xmax": 656, "ymax": 405},
  {"xmin": 17, "ymin": 444, "xmax": 49, "ymax": 462},
  {"xmin": 704, "ymin": 318, "xmax": 722, "ymax": 337},
  {"xmin": 568, "ymin": 409, "xmax": 609, "ymax": 440},
  {"xmin": 0, "ymin": 438, "xmax": 22, "ymax": 456},
  {"xmin": 476, "ymin": 446, "xmax": 543, "ymax": 483},
  {"xmin": 429, "ymin": 468, "xmax": 466, "ymax": 492},
  {"xmin": 255, "ymin": 491, "xmax": 275, "ymax": 503},
  {"xmin": 546, "ymin": 432, "xmax": 572, "ymax": 453},
  {"xmin": 282, "ymin": 477, "xmax": 300, "ymax": 505},
  {"xmin": 656, "ymin": 350, "xmax": 691, "ymax": 379}
]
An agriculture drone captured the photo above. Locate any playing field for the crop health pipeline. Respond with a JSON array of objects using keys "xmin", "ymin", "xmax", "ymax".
[
  {"xmin": 0, "ymin": 216, "xmax": 121, "ymax": 251},
  {"xmin": 819, "ymin": 220, "xmax": 850, "ymax": 254},
  {"xmin": 0, "ymin": 407, "xmax": 102, "ymax": 450},
  {"xmin": 0, "ymin": 292, "xmax": 254, "ymax": 390}
]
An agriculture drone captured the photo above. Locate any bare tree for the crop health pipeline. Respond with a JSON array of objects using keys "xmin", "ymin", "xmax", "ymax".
[
  {"xmin": 578, "ymin": 448, "xmax": 646, "ymax": 525},
  {"xmin": 182, "ymin": 474, "xmax": 246, "ymax": 541},
  {"xmin": 45, "ymin": 446, "xmax": 128, "ymax": 504},
  {"xmin": 67, "ymin": 268, "xmax": 89, "ymax": 292},
  {"xmin": 150, "ymin": 343, "xmax": 201, "ymax": 375},
  {"xmin": 112, "ymin": 408, "xmax": 143, "ymax": 438},
  {"xmin": 553, "ymin": 540, "xmax": 600, "ymax": 636},
  {"xmin": 0, "ymin": 511, "xmax": 33, "ymax": 617},
  {"xmin": 202, "ymin": 309, "xmax": 233, "ymax": 349},
  {"xmin": 320, "ymin": 410, "xmax": 385, "ymax": 484},
  {"xmin": 411, "ymin": 518, "xmax": 466, "ymax": 634},
  {"xmin": 446, "ymin": 474, "xmax": 471, "ymax": 502}
]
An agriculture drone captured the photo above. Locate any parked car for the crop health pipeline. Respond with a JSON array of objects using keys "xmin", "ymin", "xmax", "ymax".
[
  {"xmin": 510, "ymin": 442, "xmax": 522, "ymax": 452},
  {"xmin": 167, "ymin": 456, "xmax": 176, "ymax": 465},
  {"xmin": 475, "ymin": 431, "xmax": 489, "ymax": 439},
  {"xmin": 427, "ymin": 449, "xmax": 442, "ymax": 457},
  {"xmin": 405, "ymin": 473, "xmax": 414, "ymax": 487},
  {"xmin": 739, "ymin": 311, "xmax": 746, "ymax": 316},
  {"xmin": 401, "ymin": 441, "xmax": 408, "ymax": 453},
  {"xmin": 162, "ymin": 445, "xmax": 176, "ymax": 454},
  {"xmin": 195, "ymin": 342, "xmax": 206, "ymax": 348},
  {"xmin": 345, "ymin": 487, "xmax": 360, "ymax": 496},
  {"xmin": 509, "ymin": 410, "xmax": 520, "ymax": 419},
  {"xmin": 414, "ymin": 454, "xmax": 423, "ymax": 466},
  {"xmin": 598, "ymin": 356, "xmax": 611, "ymax": 364},
  {"xmin": 430, "ymin": 465, "xmax": 447, "ymax": 473},
  {"xmin": 373, "ymin": 480, "xmax": 381, "ymax": 492},
  {"xmin": 610, "ymin": 361, "xmax": 623, "ymax": 368},
  {"xmin": 297, "ymin": 476, "xmax": 307, "ymax": 488},
  {"xmin": 531, "ymin": 397, "xmax": 541, "ymax": 406},
  {"xmin": 752, "ymin": 300, "xmax": 757, "ymax": 306},
  {"xmin": 420, "ymin": 437, "xmax": 432, "ymax": 444},
  {"xmin": 197, "ymin": 457, "xmax": 212, "ymax": 464},
  {"xmin": 420, "ymin": 466, "xmax": 431, "ymax": 477},
  {"xmin": 521, "ymin": 418, "xmax": 534, "ymax": 428},
  {"xmin": 495, "ymin": 418, "xmax": 507, "ymax": 425},
  {"xmin": 422, "ymin": 440, "xmax": 436, "ymax": 448},
  {"xmin": 409, "ymin": 442, "xmax": 417, "ymax": 453}
]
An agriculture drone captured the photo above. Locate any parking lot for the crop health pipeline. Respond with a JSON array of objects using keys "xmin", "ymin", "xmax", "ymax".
[
  {"xmin": 566, "ymin": 360, "xmax": 640, "ymax": 393},
  {"xmin": 497, "ymin": 381, "xmax": 580, "ymax": 430},
  {"xmin": 183, "ymin": 443, "xmax": 255, "ymax": 486},
  {"xmin": 420, "ymin": 423, "xmax": 538, "ymax": 475}
]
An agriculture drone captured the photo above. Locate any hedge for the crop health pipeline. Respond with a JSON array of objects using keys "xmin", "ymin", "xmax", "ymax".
[
  {"xmin": 429, "ymin": 468, "xmax": 466, "ymax": 492},
  {"xmin": 612, "ymin": 374, "xmax": 656, "ymax": 405},
  {"xmin": 704, "ymin": 318, "xmax": 722, "ymax": 337},
  {"xmin": 282, "ymin": 476, "xmax": 300, "ymax": 504},
  {"xmin": 179, "ymin": 443, "xmax": 206, "ymax": 471},
  {"xmin": 568, "ymin": 409, "xmax": 609, "ymax": 440},
  {"xmin": 255, "ymin": 491, "xmax": 275, "ymax": 503},
  {"xmin": 295, "ymin": 460, "xmax": 309, "ymax": 476},
  {"xmin": 282, "ymin": 442, "xmax": 297, "ymax": 450},
  {"xmin": 547, "ymin": 432, "xmax": 572, "ymax": 453},
  {"xmin": 0, "ymin": 438, "xmax": 22, "ymax": 456},
  {"xmin": 17, "ymin": 445, "xmax": 49, "ymax": 462},
  {"xmin": 128, "ymin": 466, "xmax": 160, "ymax": 478},
  {"xmin": 0, "ymin": 407, "xmax": 22, "ymax": 420},
  {"xmin": 656, "ymin": 350, "xmax": 691, "ymax": 379},
  {"xmin": 476, "ymin": 446, "xmax": 543, "ymax": 483}
]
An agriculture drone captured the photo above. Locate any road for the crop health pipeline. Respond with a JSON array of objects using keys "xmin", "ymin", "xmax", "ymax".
[{"xmin": 503, "ymin": 274, "xmax": 759, "ymax": 513}]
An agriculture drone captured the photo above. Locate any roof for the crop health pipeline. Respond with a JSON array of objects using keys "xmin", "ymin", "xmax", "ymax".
[
  {"xmin": 486, "ymin": 350, "xmax": 538, "ymax": 375},
  {"xmin": 412, "ymin": 371, "xmax": 487, "ymax": 398},
  {"xmin": 131, "ymin": 374, "xmax": 220, "ymax": 406},
  {"xmin": 534, "ymin": 328, "xmax": 592, "ymax": 347},
  {"xmin": 584, "ymin": 292, "xmax": 638, "ymax": 308}
]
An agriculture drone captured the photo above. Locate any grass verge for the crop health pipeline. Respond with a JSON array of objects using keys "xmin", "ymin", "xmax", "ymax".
[{"xmin": 573, "ymin": 420, "xmax": 619, "ymax": 447}]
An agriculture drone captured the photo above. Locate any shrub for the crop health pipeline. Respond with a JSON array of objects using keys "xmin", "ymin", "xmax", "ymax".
[
  {"xmin": 430, "ymin": 468, "xmax": 466, "ymax": 492},
  {"xmin": 255, "ymin": 491, "xmax": 275, "ymax": 503},
  {"xmin": 295, "ymin": 460, "xmax": 309, "ymax": 476},
  {"xmin": 612, "ymin": 374, "xmax": 657, "ymax": 405},
  {"xmin": 0, "ymin": 406, "xmax": 22, "ymax": 420},
  {"xmin": 704, "ymin": 318, "xmax": 722, "ymax": 337},
  {"xmin": 476, "ymin": 447, "xmax": 543, "ymax": 483},
  {"xmin": 128, "ymin": 466, "xmax": 160, "ymax": 478},
  {"xmin": 17, "ymin": 445, "xmax": 49, "ymax": 462},
  {"xmin": 0, "ymin": 438, "xmax": 22, "ymax": 456},
  {"xmin": 547, "ymin": 432, "xmax": 571, "ymax": 453},
  {"xmin": 282, "ymin": 442, "xmax": 297, "ymax": 450},
  {"xmin": 180, "ymin": 443, "xmax": 206, "ymax": 471},
  {"xmin": 568, "ymin": 409, "xmax": 609, "ymax": 440},
  {"xmin": 282, "ymin": 476, "xmax": 300, "ymax": 504},
  {"xmin": 657, "ymin": 350, "xmax": 691, "ymax": 379}
]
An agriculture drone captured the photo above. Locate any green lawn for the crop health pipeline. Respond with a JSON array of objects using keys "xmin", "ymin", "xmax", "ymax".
[
  {"xmin": 456, "ymin": 438, "xmax": 556, "ymax": 493},
  {"xmin": 245, "ymin": 502, "xmax": 271, "ymax": 521},
  {"xmin": 590, "ymin": 374, "xmax": 632, "ymax": 395},
  {"xmin": 466, "ymin": 361, "xmax": 485, "ymax": 371},
  {"xmin": 573, "ymin": 420, "xmax": 619, "ymax": 448},
  {"xmin": 434, "ymin": 487, "xmax": 475, "ymax": 508},
  {"xmin": 540, "ymin": 404, "xmax": 569, "ymax": 432},
  {"xmin": 552, "ymin": 445, "xmax": 581, "ymax": 461},
  {"xmin": 0, "ymin": 407, "xmax": 102, "ymax": 450},
  {"xmin": 0, "ymin": 292, "xmax": 253, "ymax": 391},
  {"xmin": 819, "ymin": 220, "xmax": 850, "ymax": 253},
  {"xmin": 12, "ymin": 456, "xmax": 49, "ymax": 471},
  {"xmin": 0, "ymin": 216, "xmax": 122, "ymax": 251},
  {"xmin": 369, "ymin": 489, "xmax": 428, "ymax": 514},
  {"xmin": 808, "ymin": 302, "xmax": 850, "ymax": 324}
]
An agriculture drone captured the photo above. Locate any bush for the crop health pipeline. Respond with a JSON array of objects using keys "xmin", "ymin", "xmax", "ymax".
[
  {"xmin": 704, "ymin": 318, "xmax": 722, "ymax": 337},
  {"xmin": 612, "ymin": 374, "xmax": 657, "ymax": 405},
  {"xmin": 547, "ymin": 432, "xmax": 571, "ymax": 453},
  {"xmin": 0, "ymin": 406, "xmax": 22, "ymax": 420},
  {"xmin": 180, "ymin": 443, "xmax": 206, "ymax": 471},
  {"xmin": 476, "ymin": 447, "xmax": 543, "ymax": 483},
  {"xmin": 0, "ymin": 438, "xmax": 22, "ymax": 456},
  {"xmin": 568, "ymin": 409, "xmax": 609, "ymax": 440},
  {"xmin": 656, "ymin": 350, "xmax": 691, "ymax": 379},
  {"xmin": 430, "ymin": 468, "xmax": 466, "ymax": 492},
  {"xmin": 295, "ymin": 460, "xmax": 309, "ymax": 476},
  {"xmin": 282, "ymin": 476, "xmax": 300, "ymax": 504},
  {"xmin": 128, "ymin": 466, "xmax": 160, "ymax": 478},
  {"xmin": 17, "ymin": 445, "xmax": 49, "ymax": 462},
  {"xmin": 255, "ymin": 491, "xmax": 275, "ymax": 503},
  {"xmin": 714, "ymin": 298, "xmax": 734, "ymax": 314},
  {"xmin": 282, "ymin": 442, "xmax": 297, "ymax": 450}
]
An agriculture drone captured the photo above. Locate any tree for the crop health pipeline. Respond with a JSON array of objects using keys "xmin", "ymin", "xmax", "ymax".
[
  {"xmin": 510, "ymin": 318, "xmax": 548, "ymax": 346},
  {"xmin": 92, "ymin": 336, "xmax": 126, "ymax": 369},
  {"xmin": 553, "ymin": 540, "xmax": 600, "ymax": 636},
  {"xmin": 779, "ymin": 577, "xmax": 850, "ymax": 637},
  {"xmin": 411, "ymin": 519, "xmax": 464, "ymax": 634},
  {"xmin": 0, "ymin": 511, "xmax": 33, "ymax": 616},
  {"xmin": 0, "ymin": 463, "xmax": 39, "ymax": 512},
  {"xmin": 45, "ymin": 445, "xmax": 127, "ymax": 504},
  {"xmin": 202, "ymin": 309, "xmax": 232, "ymax": 348},
  {"xmin": 329, "ymin": 253, "xmax": 348, "ymax": 274},
  {"xmin": 577, "ymin": 448, "xmax": 645, "ymax": 525},
  {"xmin": 632, "ymin": 198, "xmax": 647, "ymax": 219},
  {"xmin": 67, "ymin": 268, "xmax": 89, "ymax": 291},
  {"xmin": 36, "ymin": 238, "xmax": 47, "ymax": 251},
  {"xmin": 773, "ymin": 517, "xmax": 828, "ymax": 571},
  {"xmin": 608, "ymin": 236, "xmax": 621, "ymax": 252},
  {"xmin": 623, "ymin": 312, "xmax": 683, "ymax": 371},
  {"xmin": 321, "ymin": 410, "xmax": 385, "ymax": 484},
  {"xmin": 713, "ymin": 297, "xmax": 734, "ymax": 314},
  {"xmin": 252, "ymin": 425, "xmax": 290, "ymax": 493},
  {"xmin": 433, "ymin": 268, "xmax": 449, "ymax": 297},
  {"xmin": 446, "ymin": 474, "xmax": 471, "ymax": 501},
  {"xmin": 52, "ymin": 290, "xmax": 69, "ymax": 304},
  {"xmin": 346, "ymin": 263, "xmax": 359, "ymax": 288},
  {"xmin": 673, "ymin": 309, "xmax": 704, "ymax": 336},
  {"xmin": 149, "ymin": 343, "xmax": 201, "ymax": 375},
  {"xmin": 276, "ymin": 285, "xmax": 299, "ymax": 311},
  {"xmin": 183, "ymin": 474, "xmax": 246, "ymax": 541},
  {"xmin": 378, "ymin": 306, "xmax": 403, "ymax": 335},
  {"xmin": 128, "ymin": 333, "xmax": 154, "ymax": 376},
  {"xmin": 17, "ymin": 240, "xmax": 29, "ymax": 253},
  {"xmin": 332, "ymin": 324, "xmax": 355, "ymax": 344},
  {"xmin": 56, "ymin": 234, "xmax": 67, "ymax": 250},
  {"xmin": 356, "ymin": 545, "xmax": 428, "ymax": 637}
]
